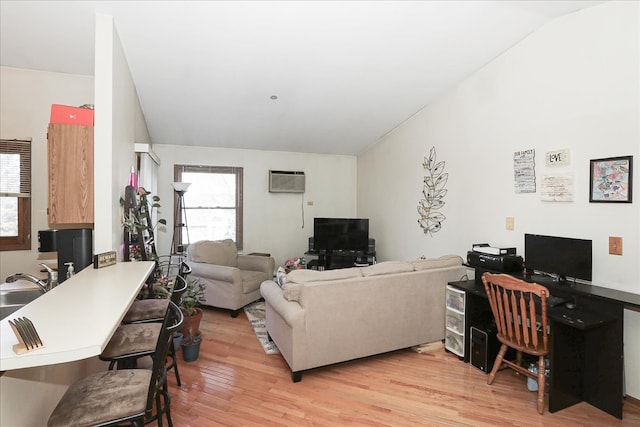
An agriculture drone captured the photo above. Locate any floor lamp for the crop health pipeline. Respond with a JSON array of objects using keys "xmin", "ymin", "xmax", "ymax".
[{"xmin": 170, "ymin": 182, "xmax": 191, "ymax": 264}]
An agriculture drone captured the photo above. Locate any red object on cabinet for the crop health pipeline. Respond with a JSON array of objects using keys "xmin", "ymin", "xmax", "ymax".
[{"xmin": 50, "ymin": 104, "xmax": 94, "ymax": 126}]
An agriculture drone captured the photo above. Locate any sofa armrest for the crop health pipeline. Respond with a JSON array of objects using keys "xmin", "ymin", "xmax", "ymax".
[
  {"xmin": 260, "ymin": 280, "xmax": 304, "ymax": 329},
  {"xmin": 238, "ymin": 255, "xmax": 275, "ymax": 276},
  {"xmin": 190, "ymin": 262, "xmax": 241, "ymax": 283}
]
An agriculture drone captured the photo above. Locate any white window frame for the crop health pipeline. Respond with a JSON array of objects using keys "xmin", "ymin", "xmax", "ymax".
[{"xmin": 174, "ymin": 165, "xmax": 243, "ymax": 250}]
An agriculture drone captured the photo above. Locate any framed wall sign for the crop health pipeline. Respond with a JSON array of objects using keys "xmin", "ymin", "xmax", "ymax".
[{"xmin": 589, "ymin": 155, "xmax": 633, "ymax": 203}]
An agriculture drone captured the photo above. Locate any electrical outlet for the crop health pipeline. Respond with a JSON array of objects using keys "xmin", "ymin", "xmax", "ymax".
[
  {"xmin": 505, "ymin": 217, "xmax": 515, "ymax": 231},
  {"xmin": 609, "ymin": 236, "xmax": 623, "ymax": 255}
]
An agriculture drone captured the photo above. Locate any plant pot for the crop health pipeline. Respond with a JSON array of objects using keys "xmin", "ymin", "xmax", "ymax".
[
  {"xmin": 172, "ymin": 332, "xmax": 183, "ymax": 351},
  {"xmin": 181, "ymin": 333, "xmax": 202, "ymax": 362},
  {"xmin": 180, "ymin": 307, "xmax": 203, "ymax": 336}
]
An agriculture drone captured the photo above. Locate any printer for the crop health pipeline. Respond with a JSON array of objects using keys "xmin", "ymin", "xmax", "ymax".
[{"xmin": 467, "ymin": 244, "xmax": 523, "ymax": 273}]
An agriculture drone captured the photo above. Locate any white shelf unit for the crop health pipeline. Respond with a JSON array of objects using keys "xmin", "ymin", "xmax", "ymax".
[{"xmin": 445, "ymin": 285, "xmax": 465, "ymax": 357}]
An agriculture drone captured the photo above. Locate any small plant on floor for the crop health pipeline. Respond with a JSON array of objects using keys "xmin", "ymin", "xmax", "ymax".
[
  {"xmin": 180, "ymin": 279, "xmax": 206, "ymax": 316},
  {"xmin": 181, "ymin": 325, "xmax": 202, "ymax": 362},
  {"xmin": 182, "ymin": 326, "xmax": 202, "ymax": 345}
]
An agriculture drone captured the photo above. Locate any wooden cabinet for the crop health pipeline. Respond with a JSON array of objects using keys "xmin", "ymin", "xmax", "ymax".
[{"xmin": 47, "ymin": 123, "xmax": 94, "ymax": 227}]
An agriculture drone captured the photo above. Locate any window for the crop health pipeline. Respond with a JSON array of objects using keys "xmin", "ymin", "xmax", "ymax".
[
  {"xmin": 1, "ymin": 139, "xmax": 32, "ymax": 251},
  {"xmin": 174, "ymin": 165, "xmax": 243, "ymax": 250}
]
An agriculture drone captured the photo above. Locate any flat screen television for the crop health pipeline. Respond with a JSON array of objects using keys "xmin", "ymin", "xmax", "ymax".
[
  {"xmin": 314, "ymin": 218, "xmax": 369, "ymax": 253},
  {"xmin": 524, "ymin": 233, "xmax": 592, "ymax": 282}
]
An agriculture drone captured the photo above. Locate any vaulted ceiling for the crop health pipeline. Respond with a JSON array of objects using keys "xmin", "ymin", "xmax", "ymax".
[{"xmin": 0, "ymin": 1, "xmax": 603, "ymax": 155}]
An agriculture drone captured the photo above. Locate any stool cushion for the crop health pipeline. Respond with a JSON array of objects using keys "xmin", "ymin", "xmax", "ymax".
[
  {"xmin": 101, "ymin": 323, "xmax": 161, "ymax": 359},
  {"xmin": 123, "ymin": 299, "xmax": 170, "ymax": 323},
  {"xmin": 48, "ymin": 370, "xmax": 150, "ymax": 427}
]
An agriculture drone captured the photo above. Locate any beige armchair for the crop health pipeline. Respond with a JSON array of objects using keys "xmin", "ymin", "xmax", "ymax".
[{"xmin": 187, "ymin": 240, "xmax": 275, "ymax": 317}]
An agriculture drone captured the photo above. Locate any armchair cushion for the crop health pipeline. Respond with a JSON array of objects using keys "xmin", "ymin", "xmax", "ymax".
[{"xmin": 188, "ymin": 239, "xmax": 237, "ymax": 267}]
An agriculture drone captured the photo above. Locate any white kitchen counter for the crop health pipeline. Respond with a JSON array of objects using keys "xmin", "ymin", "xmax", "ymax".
[{"xmin": 0, "ymin": 261, "xmax": 154, "ymax": 371}]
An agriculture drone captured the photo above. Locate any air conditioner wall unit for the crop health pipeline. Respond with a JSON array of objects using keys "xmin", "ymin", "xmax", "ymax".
[{"xmin": 269, "ymin": 170, "xmax": 305, "ymax": 193}]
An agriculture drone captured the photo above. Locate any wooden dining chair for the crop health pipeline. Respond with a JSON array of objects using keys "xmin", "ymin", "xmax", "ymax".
[{"xmin": 481, "ymin": 272, "xmax": 550, "ymax": 414}]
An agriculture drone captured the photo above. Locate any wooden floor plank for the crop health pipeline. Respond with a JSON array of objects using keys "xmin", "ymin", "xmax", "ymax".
[{"xmin": 167, "ymin": 306, "xmax": 640, "ymax": 426}]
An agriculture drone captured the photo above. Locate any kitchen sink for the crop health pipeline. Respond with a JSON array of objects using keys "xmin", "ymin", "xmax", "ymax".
[{"xmin": 0, "ymin": 289, "xmax": 44, "ymax": 320}]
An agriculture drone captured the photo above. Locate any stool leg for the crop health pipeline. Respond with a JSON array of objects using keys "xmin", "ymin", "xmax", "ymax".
[{"xmin": 171, "ymin": 345, "xmax": 182, "ymax": 386}]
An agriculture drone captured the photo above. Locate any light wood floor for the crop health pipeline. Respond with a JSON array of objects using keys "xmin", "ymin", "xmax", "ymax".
[{"xmin": 168, "ymin": 306, "xmax": 640, "ymax": 427}]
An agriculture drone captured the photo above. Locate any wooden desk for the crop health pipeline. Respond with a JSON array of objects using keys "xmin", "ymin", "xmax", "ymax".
[{"xmin": 448, "ymin": 275, "xmax": 639, "ymax": 420}]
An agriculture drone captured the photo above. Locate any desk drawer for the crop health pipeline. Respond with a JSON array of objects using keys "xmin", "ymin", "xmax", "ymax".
[
  {"xmin": 445, "ymin": 330, "xmax": 464, "ymax": 357},
  {"xmin": 446, "ymin": 311, "xmax": 464, "ymax": 334},
  {"xmin": 446, "ymin": 285, "xmax": 465, "ymax": 313}
]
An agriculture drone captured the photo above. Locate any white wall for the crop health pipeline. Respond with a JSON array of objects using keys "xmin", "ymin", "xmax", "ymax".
[
  {"xmin": 0, "ymin": 67, "xmax": 94, "ymax": 278},
  {"xmin": 153, "ymin": 144, "xmax": 357, "ymax": 268},
  {"xmin": 358, "ymin": 1, "xmax": 640, "ymax": 398},
  {"xmin": 94, "ymin": 14, "xmax": 151, "ymax": 256}
]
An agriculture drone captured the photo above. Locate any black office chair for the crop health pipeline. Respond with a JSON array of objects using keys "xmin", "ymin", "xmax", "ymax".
[{"xmin": 48, "ymin": 301, "xmax": 183, "ymax": 427}]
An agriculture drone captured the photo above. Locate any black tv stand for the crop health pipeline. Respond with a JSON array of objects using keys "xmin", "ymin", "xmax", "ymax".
[
  {"xmin": 305, "ymin": 250, "xmax": 376, "ymax": 270},
  {"xmin": 306, "ymin": 238, "xmax": 376, "ymax": 270}
]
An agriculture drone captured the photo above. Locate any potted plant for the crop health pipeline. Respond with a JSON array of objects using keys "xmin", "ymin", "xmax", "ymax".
[
  {"xmin": 137, "ymin": 273, "xmax": 171, "ymax": 300},
  {"xmin": 179, "ymin": 278, "xmax": 206, "ymax": 336},
  {"xmin": 181, "ymin": 327, "xmax": 202, "ymax": 362},
  {"xmin": 121, "ymin": 186, "xmax": 167, "ymax": 262}
]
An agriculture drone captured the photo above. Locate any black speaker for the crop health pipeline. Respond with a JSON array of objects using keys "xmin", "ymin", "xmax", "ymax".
[
  {"xmin": 470, "ymin": 325, "xmax": 500, "ymax": 373},
  {"xmin": 309, "ymin": 237, "xmax": 314, "ymax": 252},
  {"xmin": 368, "ymin": 238, "xmax": 375, "ymax": 254}
]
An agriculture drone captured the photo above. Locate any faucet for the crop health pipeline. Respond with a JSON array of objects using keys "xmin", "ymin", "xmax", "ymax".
[{"xmin": 5, "ymin": 263, "xmax": 58, "ymax": 293}]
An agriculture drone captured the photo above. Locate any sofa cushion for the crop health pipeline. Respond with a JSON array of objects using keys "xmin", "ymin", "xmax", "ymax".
[
  {"xmin": 411, "ymin": 254, "xmax": 463, "ymax": 271},
  {"xmin": 360, "ymin": 261, "xmax": 414, "ymax": 277},
  {"xmin": 283, "ymin": 282, "xmax": 303, "ymax": 302},
  {"xmin": 287, "ymin": 267, "xmax": 362, "ymax": 284},
  {"xmin": 187, "ymin": 239, "xmax": 238, "ymax": 267}
]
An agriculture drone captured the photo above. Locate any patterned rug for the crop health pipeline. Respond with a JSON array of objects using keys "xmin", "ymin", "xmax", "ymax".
[{"xmin": 244, "ymin": 300, "xmax": 280, "ymax": 355}]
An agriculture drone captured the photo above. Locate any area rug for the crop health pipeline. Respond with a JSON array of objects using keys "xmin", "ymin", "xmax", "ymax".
[{"xmin": 244, "ymin": 300, "xmax": 280, "ymax": 355}]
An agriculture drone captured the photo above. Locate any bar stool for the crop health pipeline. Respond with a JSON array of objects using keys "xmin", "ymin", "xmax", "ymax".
[
  {"xmin": 100, "ymin": 274, "xmax": 188, "ymax": 385},
  {"xmin": 123, "ymin": 261, "xmax": 191, "ymax": 324},
  {"xmin": 48, "ymin": 301, "xmax": 183, "ymax": 427}
]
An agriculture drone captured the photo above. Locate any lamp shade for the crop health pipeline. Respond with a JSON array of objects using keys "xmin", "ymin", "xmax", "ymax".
[{"xmin": 171, "ymin": 182, "xmax": 191, "ymax": 192}]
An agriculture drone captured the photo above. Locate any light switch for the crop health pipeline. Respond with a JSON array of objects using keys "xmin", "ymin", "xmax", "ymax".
[
  {"xmin": 609, "ymin": 236, "xmax": 623, "ymax": 255},
  {"xmin": 506, "ymin": 217, "xmax": 515, "ymax": 231}
]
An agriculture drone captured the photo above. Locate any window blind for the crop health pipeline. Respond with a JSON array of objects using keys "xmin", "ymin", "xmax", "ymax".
[{"xmin": 0, "ymin": 139, "xmax": 31, "ymax": 198}]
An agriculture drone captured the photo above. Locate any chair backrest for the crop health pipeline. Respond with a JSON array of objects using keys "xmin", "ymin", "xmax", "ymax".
[
  {"xmin": 146, "ymin": 300, "xmax": 183, "ymax": 414},
  {"xmin": 178, "ymin": 261, "xmax": 192, "ymax": 280},
  {"xmin": 481, "ymin": 273, "xmax": 550, "ymax": 354},
  {"xmin": 171, "ymin": 275, "xmax": 189, "ymax": 305}
]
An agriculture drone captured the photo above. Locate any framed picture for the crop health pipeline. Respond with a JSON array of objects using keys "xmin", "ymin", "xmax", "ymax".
[{"xmin": 589, "ymin": 155, "xmax": 633, "ymax": 203}]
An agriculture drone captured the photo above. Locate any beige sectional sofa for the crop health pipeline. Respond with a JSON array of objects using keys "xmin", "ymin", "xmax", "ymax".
[
  {"xmin": 187, "ymin": 240, "xmax": 275, "ymax": 317},
  {"xmin": 260, "ymin": 255, "xmax": 466, "ymax": 381}
]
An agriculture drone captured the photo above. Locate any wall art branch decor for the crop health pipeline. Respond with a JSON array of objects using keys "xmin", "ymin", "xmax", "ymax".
[
  {"xmin": 417, "ymin": 146, "xmax": 447, "ymax": 236},
  {"xmin": 589, "ymin": 155, "xmax": 633, "ymax": 203}
]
